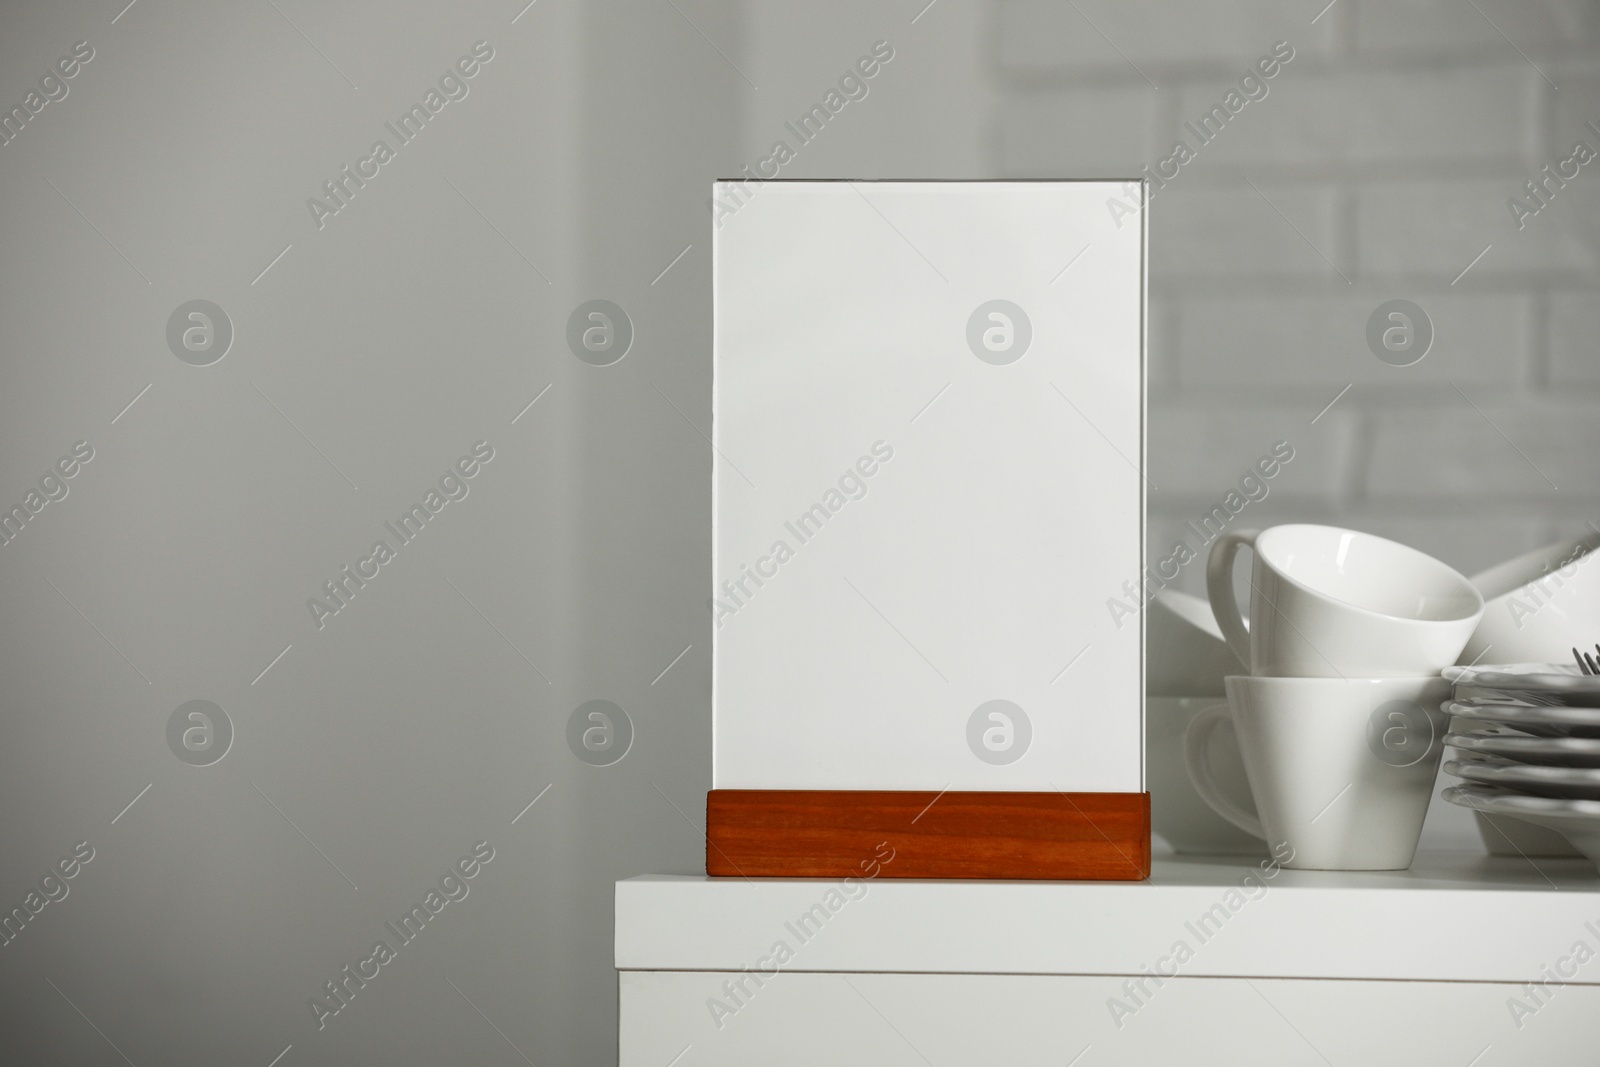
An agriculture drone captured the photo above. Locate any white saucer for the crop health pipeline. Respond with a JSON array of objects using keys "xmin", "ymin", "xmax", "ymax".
[
  {"xmin": 1446, "ymin": 699, "xmax": 1600, "ymax": 736},
  {"xmin": 1444, "ymin": 663, "xmax": 1600, "ymax": 702},
  {"xmin": 1445, "ymin": 757, "xmax": 1600, "ymax": 799},
  {"xmin": 1446, "ymin": 729, "xmax": 1600, "ymax": 767}
]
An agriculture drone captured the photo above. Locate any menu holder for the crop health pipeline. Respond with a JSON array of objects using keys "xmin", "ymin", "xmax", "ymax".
[{"xmin": 711, "ymin": 180, "xmax": 1147, "ymax": 880}]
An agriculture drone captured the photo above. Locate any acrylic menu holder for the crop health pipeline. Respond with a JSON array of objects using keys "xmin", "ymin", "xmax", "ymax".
[{"xmin": 710, "ymin": 180, "xmax": 1148, "ymax": 879}]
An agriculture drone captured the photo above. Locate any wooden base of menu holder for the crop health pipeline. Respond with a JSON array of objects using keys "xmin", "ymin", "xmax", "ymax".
[{"xmin": 706, "ymin": 789, "xmax": 1150, "ymax": 881}]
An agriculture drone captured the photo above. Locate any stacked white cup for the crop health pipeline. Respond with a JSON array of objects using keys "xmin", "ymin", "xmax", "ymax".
[{"xmin": 1189, "ymin": 525, "xmax": 1484, "ymax": 870}]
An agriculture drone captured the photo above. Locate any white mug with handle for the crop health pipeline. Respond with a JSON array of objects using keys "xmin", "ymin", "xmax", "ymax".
[
  {"xmin": 1206, "ymin": 524, "xmax": 1483, "ymax": 678},
  {"xmin": 1190, "ymin": 676, "xmax": 1451, "ymax": 870}
]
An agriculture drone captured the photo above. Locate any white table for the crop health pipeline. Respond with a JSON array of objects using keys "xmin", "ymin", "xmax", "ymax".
[{"xmin": 617, "ymin": 853, "xmax": 1600, "ymax": 1065}]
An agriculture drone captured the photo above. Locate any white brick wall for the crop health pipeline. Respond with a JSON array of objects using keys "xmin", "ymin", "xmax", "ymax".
[
  {"xmin": 1356, "ymin": 179, "xmax": 1600, "ymax": 277},
  {"xmin": 1176, "ymin": 294, "xmax": 1532, "ymax": 386},
  {"xmin": 1366, "ymin": 402, "xmax": 1600, "ymax": 498},
  {"xmin": 1548, "ymin": 69, "xmax": 1600, "ymax": 144},
  {"xmin": 1153, "ymin": 184, "xmax": 1342, "ymax": 280},
  {"xmin": 1550, "ymin": 290, "xmax": 1600, "ymax": 384},
  {"xmin": 998, "ymin": 0, "xmax": 1335, "ymax": 72},
  {"xmin": 1355, "ymin": 0, "xmax": 1599, "ymax": 56},
  {"xmin": 1149, "ymin": 402, "xmax": 1359, "ymax": 501},
  {"xmin": 993, "ymin": 0, "xmax": 1600, "ymax": 591},
  {"xmin": 1176, "ymin": 66, "xmax": 1541, "ymax": 171},
  {"xmin": 999, "ymin": 88, "xmax": 1160, "ymax": 173}
]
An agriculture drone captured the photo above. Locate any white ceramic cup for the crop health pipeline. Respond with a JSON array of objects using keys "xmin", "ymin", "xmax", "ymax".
[
  {"xmin": 1460, "ymin": 531, "xmax": 1600, "ymax": 667},
  {"xmin": 1149, "ymin": 697, "xmax": 1264, "ymax": 855},
  {"xmin": 1207, "ymin": 525, "xmax": 1483, "ymax": 678},
  {"xmin": 1147, "ymin": 591, "xmax": 1245, "ymax": 698},
  {"xmin": 1188, "ymin": 676, "xmax": 1451, "ymax": 870}
]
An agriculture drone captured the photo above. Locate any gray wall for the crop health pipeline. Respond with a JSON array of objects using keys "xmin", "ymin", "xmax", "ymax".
[
  {"xmin": 0, "ymin": 0, "xmax": 732, "ymax": 1063},
  {"xmin": 1, "ymin": 1, "xmax": 1595, "ymax": 1063}
]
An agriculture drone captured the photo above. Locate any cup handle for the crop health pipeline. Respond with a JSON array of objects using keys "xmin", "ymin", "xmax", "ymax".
[
  {"xmin": 1206, "ymin": 529, "xmax": 1260, "ymax": 670},
  {"xmin": 1184, "ymin": 702, "xmax": 1265, "ymax": 840}
]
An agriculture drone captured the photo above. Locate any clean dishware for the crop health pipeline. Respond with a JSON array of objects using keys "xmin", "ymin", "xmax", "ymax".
[
  {"xmin": 1146, "ymin": 590, "xmax": 1244, "ymax": 697},
  {"xmin": 1447, "ymin": 679, "xmax": 1594, "ymax": 858},
  {"xmin": 1190, "ymin": 675, "xmax": 1450, "ymax": 869},
  {"xmin": 1447, "ymin": 728, "xmax": 1600, "ymax": 767},
  {"xmin": 1452, "ymin": 719, "xmax": 1587, "ymax": 857},
  {"xmin": 1473, "ymin": 809, "xmax": 1586, "ymax": 857},
  {"xmin": 1445, "ymin": 756, "xmax": 1600, "ymax": 800},
  {"xmin": 1444, "ymin": 784, "xmax": 1600, "ymax": 872},
  {"xmin": 1148, "ymin": 696, "xmax": 1264, "ymax": 855},
  {"xmin": 1446, "ymin": 698, "xmax": 1600, "ymax": 736},
  {"xmin": 1443, "ymin": 663, "xmax": 1600, "ymax": 703},
  {"xmin": 1459, "ymin": 531, "xmax": 1600, "ymax": 666},
  {"xmin": 1207, "ymin": 525, "xmax": 1483, "ymax": 678}
]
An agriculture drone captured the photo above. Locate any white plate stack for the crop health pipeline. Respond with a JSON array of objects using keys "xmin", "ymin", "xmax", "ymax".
[{"xmin": 1442, "ymin": 662, "xmax": 1600, "ymax": 871}]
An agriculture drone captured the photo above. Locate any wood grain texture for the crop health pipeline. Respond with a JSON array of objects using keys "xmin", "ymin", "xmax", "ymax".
[{"xmin": 706, "ymin": 789, "xmax": 1150, "ymax": 881}]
